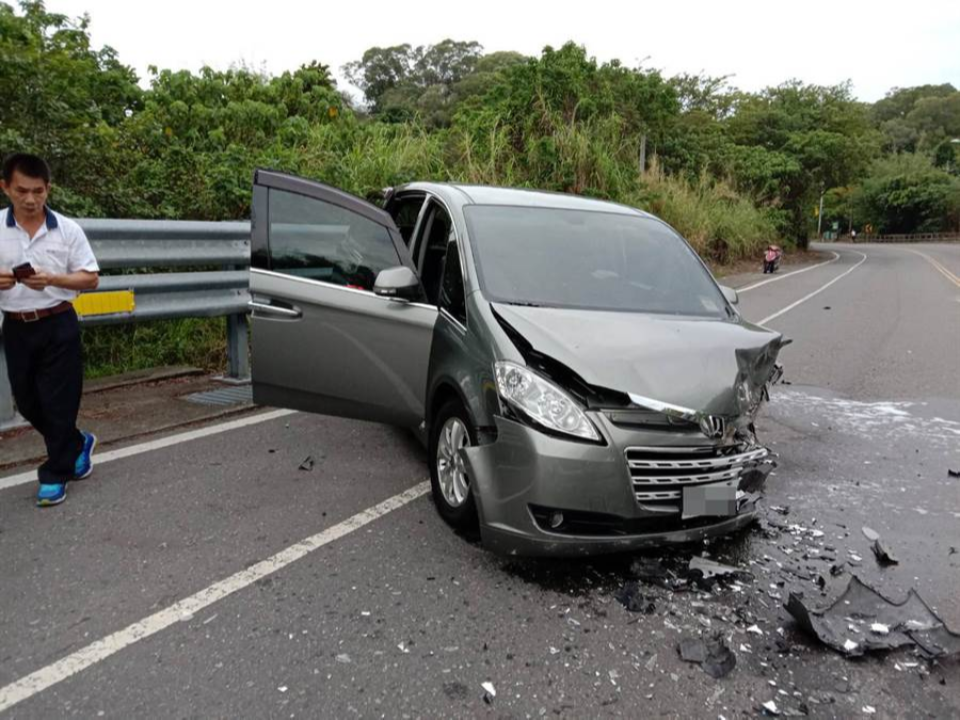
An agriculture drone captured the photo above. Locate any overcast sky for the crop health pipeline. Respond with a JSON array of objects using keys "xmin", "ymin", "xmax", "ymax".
[{"xmin": 48, "ymin": 0, "xmax": 960, "ymax": 102}]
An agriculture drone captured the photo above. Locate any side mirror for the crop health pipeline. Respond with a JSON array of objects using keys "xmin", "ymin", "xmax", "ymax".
[
  {"xmin": 374, "ymin": 266, "xmax": 421, "ymax": 301},
  {"xmin": 720, "ymin": 285, "xmax": 739, "ymax": 305}
]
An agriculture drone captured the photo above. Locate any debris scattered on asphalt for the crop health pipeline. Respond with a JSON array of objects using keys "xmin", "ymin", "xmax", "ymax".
[
  {"xmin": 688, "ymin": 556, "xmax": 751, "ymax": 582},
  {"xmin": 872, "ymin": 539, "xmax": 899, "ymax": 565},
  {"xmin": 277, "ymin": 685, "xmax": 288, "ymax": 693},
  {"xmin": 298, "ymin": 455, "xmax": 315, "ymax": 471},
  {"xmin": 863, "ymin": 706, "xmax": 876, "ymax": 715},
  {"xmin": 481, "ymin": 681, "xmax": 496, "ymax": 704},
  {"xmin": 615, "ymin": 581, "xmax": 657, "ymax": 613},
  {"xmin": 629, "ymin": 557, "xmax": 686, "ymax": 591},
  {"xmin": 677, "ymin": 633, "xmax": 737, "ymax": 678},
  {"xmin": 861, "ymin": 526, "xmax": 880, "ymax": 542},
  {"xmin": 785, "ymin": 575, "xmax": 960, "ymax": 658},
  {"xmin": 747, "ymin": 624, "xmax": 764, "ymax": 636},
  {"xmin": 761, "ymin": 700, "xmax": 781, "ymax": 716}
]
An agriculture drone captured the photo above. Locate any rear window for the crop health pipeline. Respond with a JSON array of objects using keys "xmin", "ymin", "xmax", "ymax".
[{"xmin": 464, "ymin": 205, "xmax": 728, "ymax": 317}]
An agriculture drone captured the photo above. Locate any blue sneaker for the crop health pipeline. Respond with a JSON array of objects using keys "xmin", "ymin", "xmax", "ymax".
[
  {"xmin": 74, "ymin": 431, "xmax": 98, "ymax": 480},
  {"xmin": 37, "ymin": 483, "xmax": 67, "ymax": 507}
]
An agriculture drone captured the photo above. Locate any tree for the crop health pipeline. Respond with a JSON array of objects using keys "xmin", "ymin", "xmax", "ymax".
[
  {"xmin": 852, "ymin": 153, "xmax": 960, "ymax": 234},
  {"xmin": 722, "ymin": 81, "xmax": 881, "ymax": 246},
  {"xmin": 343, "ymin": 40, "xmax": 484, "ymax": 123},
  {"xmin": 0, "ymin": 0, "xmax": 142, "ymax": 215},
  {"xmin": 342, "ymin": 44, "xmax": 416, "ymax": 112},
  {"xmin": 871, "ymin": 84, "xmax": 959, "ymax": 153}
]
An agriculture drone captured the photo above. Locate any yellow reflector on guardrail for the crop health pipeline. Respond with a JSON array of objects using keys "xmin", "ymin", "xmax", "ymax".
[{"xmin": 72, "ymin": 290, "xmax": 135, "ymax": 317}]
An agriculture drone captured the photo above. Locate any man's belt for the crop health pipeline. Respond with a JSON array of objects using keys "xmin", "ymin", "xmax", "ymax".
[{"xmin": 3, "ymin": 301, "xmax": 75, "ymax": 323}]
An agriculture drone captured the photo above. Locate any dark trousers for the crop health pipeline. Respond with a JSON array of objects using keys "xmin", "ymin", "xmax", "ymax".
[{"xmin": 3, "ymin": 309, "xmax": 84, "ymax": 484}]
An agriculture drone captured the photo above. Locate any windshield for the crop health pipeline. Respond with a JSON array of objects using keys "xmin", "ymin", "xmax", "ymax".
[{"xmin": 465, "ymin": 205, "xmax": 729, "ymax": 317}]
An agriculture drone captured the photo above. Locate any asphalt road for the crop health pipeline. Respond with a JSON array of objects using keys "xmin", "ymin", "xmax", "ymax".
[{"xmin": 1, "ymin": 243, "xmax": 958, "ymax": 718}]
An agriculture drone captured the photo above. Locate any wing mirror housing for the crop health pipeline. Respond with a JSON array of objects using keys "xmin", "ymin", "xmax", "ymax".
[
  {"xmin": 720, "ymin": 285, "xmax": 739, "ymax": 305},
  {"xmin": 374, "ymin": 266, "xmax": 421, "ymax": 301}
]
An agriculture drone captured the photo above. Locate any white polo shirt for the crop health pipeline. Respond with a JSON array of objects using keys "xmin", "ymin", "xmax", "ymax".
[{"xmin": 0, "ymin": 207, "xmax": 99, "ymax": 313}]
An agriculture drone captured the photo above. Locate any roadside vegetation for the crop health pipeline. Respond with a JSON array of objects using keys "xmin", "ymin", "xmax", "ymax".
[{"xmin": 2, "ymin": 1, "xmax": 958, "ymax": 375}]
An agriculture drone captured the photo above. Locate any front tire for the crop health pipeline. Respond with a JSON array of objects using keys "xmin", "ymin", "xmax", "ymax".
[{"xmin": 429, "ymin": 399, "xmax": 479, "ymax": 529}]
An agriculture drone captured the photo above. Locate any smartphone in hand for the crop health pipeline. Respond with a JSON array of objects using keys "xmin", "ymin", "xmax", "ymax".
[{"xmin": 12, "ymin": 262, "xmax": 36, "ymax": 282}]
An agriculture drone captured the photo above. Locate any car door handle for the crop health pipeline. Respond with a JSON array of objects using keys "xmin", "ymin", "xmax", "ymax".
[{"xmin": 248, "ymin": 300, "xmax": 302, "ymax": 319}]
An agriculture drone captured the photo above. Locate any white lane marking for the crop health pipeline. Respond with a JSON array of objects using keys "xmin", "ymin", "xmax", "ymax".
[
  {"xmin": 0, "ymin": 481, "xmax": 431, "ymax": 713},
  {"xmin": 757, "ymin": 252, "xmax": 868, "ymax": 327},
  {"xmin": 736, "ymin": 252, "xmax": 840, "ymax": 293},
  {"xmin": 0, "ymin": 409, "xmax": 297, "ymax": 491}
]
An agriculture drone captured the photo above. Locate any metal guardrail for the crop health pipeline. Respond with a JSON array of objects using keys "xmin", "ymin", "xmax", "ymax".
[
  {"xmin": 1, "ymin": 219, "xmax": 252, "ymax": 430},
  {"xmin": 852, "ymin": 232, "xmax": 960, "ymax": 243}
]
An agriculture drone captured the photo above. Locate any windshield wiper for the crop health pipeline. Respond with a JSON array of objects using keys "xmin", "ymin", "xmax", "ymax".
[{"xmin": 505, "ymin": 301, "xmax": 543, "ymax": 307}]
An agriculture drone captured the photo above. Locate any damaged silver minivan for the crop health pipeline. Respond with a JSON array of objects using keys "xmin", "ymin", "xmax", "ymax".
[{"xmin": 249, "ymin": 170, "xmax": 786, "ymax": 556}]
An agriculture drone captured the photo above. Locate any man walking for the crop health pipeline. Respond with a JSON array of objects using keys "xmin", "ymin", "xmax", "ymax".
[{"xmin": 0, "ymin": 153, "xmax": 100, "ymax": 506}]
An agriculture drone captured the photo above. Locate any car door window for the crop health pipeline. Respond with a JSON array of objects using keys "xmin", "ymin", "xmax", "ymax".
[
  {"xmin": 417, "ymin": 204, "xmax": 455, "ymax": 305},
  {"xmin": 268, "ymin": 188, "xmax": 401, "ymax": 291},
  {"xmin": 439, "ymin": 240, "xmax": 467, "ymax": 325},
  {"xmin": 387, "ymin": 195, "xmax": 426, "ymax": 247}
]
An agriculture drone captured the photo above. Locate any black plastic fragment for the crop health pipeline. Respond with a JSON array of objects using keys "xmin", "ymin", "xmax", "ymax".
[
  {"xmin": 785, "ymin": 575, "xmax": 960, "ymax": 658},
  {"xmin": 872, "ymin": 539, "xmax": 898, "ymax": 565},
  {"xmin": 615, "ymin": 581, "xmax": 657, "ymax": 614},
  {"xmin": 298, "ymin": 455, "xmax": 315, "ymax": 471},
  {"xmin": 948, "ymin": 468, "xmax": 960, "ymax": 478},
  {"xmin": 677, "ymin": 633, "xmax": 736, "ymax": 678}
]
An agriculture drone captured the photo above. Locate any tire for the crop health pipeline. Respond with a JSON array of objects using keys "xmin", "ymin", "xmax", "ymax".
[{"xmin": 429, "ymin": 399, "xmax": 479, "ymax": 530}]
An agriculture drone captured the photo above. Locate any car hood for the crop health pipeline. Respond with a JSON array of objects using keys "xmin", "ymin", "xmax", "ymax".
[{"xmin": 492, "ymin": 303, "xmax": 784, "ymax": 419}]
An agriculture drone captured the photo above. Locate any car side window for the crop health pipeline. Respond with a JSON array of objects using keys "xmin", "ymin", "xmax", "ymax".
[
  {"xmin": 387, "ymin": 195, "xmax": 425, "ymax": 247},
  {"xmin": 418, "ymin": 204, "xmax": 455, "ymax": 305},
  {"xmin": 267, "ymin": 188, "xmax": 401, "ymax": 291},
  {"xmin": 439, "ymin": 241, "xmax": 467, "ymax": 325}
]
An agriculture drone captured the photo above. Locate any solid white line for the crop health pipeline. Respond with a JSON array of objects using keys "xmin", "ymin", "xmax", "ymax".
[
  {"xmin": 0, "ymin": 481, "xmax": 431, "ymax": 713},
  {"xmin": 757, "ymin": 252, "xmax": 868, "ymax": 327},
  {"xmin": 0, "ymin": 408, "xmax": 298, "ymax": 491},
  {"xmin": 736, "ymin": 252, "xmax": 840, "ymax": 293}
]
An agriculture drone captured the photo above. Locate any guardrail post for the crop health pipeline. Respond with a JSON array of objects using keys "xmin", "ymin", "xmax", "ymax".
[
  {"xmin": 0, "ymin": 331, "xmax": 27, "ymax": 431},
  {"xmin": 226, "ymin": 312, "xmax": 249, "ymax": 380}
]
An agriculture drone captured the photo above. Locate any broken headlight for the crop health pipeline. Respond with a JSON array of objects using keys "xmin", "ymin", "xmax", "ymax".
[{"xmin": 495, "ymin": 361, "xmax": 601, "ymax": 442}]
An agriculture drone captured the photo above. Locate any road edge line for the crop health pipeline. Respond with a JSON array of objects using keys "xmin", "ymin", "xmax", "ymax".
[
  {"xmin": 736, "ymin": 251, "xmax": 840, "ymax": 293},
  {"xmin": 757, "ymin": 251, "xmax": 868, "ymax": 327},
  {"xmin": 0, "ymin": 408, "xmax": 298, "ymax": 492},
  {"xmin": 0, "ymin": 481, "xmax": 431, "ymax": 713}
]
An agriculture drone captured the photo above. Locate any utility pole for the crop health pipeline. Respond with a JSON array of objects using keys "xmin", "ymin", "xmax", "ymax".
[{"xmin": 817, "ymin": 191, "xmax": 824, "ymax": 239}]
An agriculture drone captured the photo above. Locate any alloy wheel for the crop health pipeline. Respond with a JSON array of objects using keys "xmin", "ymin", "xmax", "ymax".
[{"xmin": 436, "ymin": 416, "xmax": 471, "ymax": 507}]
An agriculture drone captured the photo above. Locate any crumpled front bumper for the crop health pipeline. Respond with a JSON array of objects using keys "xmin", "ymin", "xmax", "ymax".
[{"xmin": 461, "ymin": 415, "xmax": 773, "ymax": 557}]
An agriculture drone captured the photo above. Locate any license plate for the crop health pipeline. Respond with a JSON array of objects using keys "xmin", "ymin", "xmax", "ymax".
[{"xmin": 682, "ymin": 480, "xmax": 739, "ymax": 520}]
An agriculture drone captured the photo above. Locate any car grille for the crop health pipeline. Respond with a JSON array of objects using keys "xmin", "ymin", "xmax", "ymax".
[{"xmin": 625, "ymin": 445, "xmax": 770, "ymax": 509}]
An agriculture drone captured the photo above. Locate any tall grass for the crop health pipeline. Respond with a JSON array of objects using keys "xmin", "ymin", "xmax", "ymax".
[
  {"xmin": 82, "ymin": 318, "xmax": 227, "ymax": 379},
  {"xmin": 634, "ymin": 160, "xmax": 781, "ymax": 262}
]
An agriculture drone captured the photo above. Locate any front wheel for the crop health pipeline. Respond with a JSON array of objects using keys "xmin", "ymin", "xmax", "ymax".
[{"xmin": 429, "ymin": 399, "xmax": 479, "ymax": 529}]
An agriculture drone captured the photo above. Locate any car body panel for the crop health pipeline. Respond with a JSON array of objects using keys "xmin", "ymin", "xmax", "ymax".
[
  {"xmin": 490, "ymin": 303, "xmax": 783, "ymax": 418},
  {"xmin": 251, "ymin": 270, "xmax": 437, "ymax": 426},
  {"xmin": 463, "ymin": 416, "xmax": 768, "ymax": 557},
  {"xmin": 250, "ymin": 170, "xmax": 436, "ymax": 427}
]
